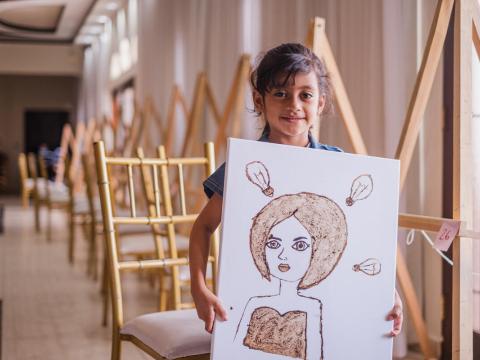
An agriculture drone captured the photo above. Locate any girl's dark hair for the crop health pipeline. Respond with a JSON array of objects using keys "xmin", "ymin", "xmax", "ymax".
[{"xmin": 250, "ymin": 43, "xmax": 333, "ymax": 120}]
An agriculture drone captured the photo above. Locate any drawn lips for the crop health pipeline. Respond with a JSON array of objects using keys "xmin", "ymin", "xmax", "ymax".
[{"xmin": 278, "ymin": 264, "xmax": 290, "ymax": 272}]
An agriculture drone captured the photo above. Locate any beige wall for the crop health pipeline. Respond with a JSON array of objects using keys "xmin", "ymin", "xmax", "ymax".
[
  {"xmin": 0, "ymin": 75, "xmax": 78, "ymax": 194},
  {"xmin": 0, "ymin": 43, "xmax": 83, "ymax": 76}
]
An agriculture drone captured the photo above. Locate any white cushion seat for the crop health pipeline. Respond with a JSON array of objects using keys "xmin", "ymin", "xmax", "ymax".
[
  {"xmin": 120, "ymin": 309, "xmax": 210, "ymax": 359},
  {"xmin": 39, "ymin": 181, "xmax": 69, "ymax": 203},
  {"xmin": 119, "ymin": 232, "xmax": 190, "ymax": 255},
  {"xmin": 120, "ymin": 233, "xmax": 156, "ymax": 255},
  {"xmin": 50, "ymin": 189, "xmax": 69, "ymax": 203},
  {"xmin": 35, "ymin": 179, "xmax": 49, "ymax": 199},
  {"xmin": 73, "ymin": 195, "xmax": 89, "ymax": 213},
  {"xmin": 73, "ymin": 194, "xmax": 101, "ymax": 214},
  {"xmin": 24, "ymin": 178, "xmax": 34, "ymax": 190}
]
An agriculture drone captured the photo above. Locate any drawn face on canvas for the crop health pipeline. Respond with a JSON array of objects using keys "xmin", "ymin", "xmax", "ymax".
[{"xmin": 265, "ymin": 216, "xmax": 312, "ymax": 282}]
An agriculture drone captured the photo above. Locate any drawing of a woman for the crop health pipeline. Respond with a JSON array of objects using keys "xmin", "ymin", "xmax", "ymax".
[{"xmin": 234, "ymin": 192, "xmax": 348, "ymax": 360}]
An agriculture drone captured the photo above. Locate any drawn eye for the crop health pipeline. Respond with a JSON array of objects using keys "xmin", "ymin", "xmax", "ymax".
[
  {"xmin": 292, "ymin": 241, "xmax": 310, "ymax": 251},
  {"xmin": 266, "ymin": 239, "xmax": 281, "ymax": 249}
]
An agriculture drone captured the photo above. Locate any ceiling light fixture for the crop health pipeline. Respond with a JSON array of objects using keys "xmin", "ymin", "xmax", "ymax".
[{"xmin": 105, "ymin": 2, "xmax": 119, "ymax": 11}]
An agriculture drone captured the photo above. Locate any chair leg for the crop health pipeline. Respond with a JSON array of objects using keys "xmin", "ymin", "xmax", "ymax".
[
  {"xmin": 101, "ymin": 250, "xmax": 109, "ymax": 327},
  {"xmin": 92, "ymin": 225, "xmax": 98, "ymax": 281},
  {"xmin": 34, "ymin": 197, "xmax": 40, "ymax": 233},
  {"xmin": 111, "ymin": 329, "xmax": 121, "ymax": 360},
  {"xmin": 88, "ymin": 220, "xmax": 98, "ymax": 280},
  {"xmin": 68, "ymin": 214, "xmax": 75, "ymax": 264},
  {"xmin": 158, "ymin": 271, "xmax": 169, "ymax": 312},
  {"xmin": 46, "ymin": 204, "xmax": 52, "ymax": 242},
  {"xmin": 22, "ymin": 189, "xmax": 28, "ymax": 208}
]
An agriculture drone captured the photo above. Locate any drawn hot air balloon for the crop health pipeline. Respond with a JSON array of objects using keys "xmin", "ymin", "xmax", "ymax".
[
  {"xmin": 352, "ymin": 258, "xmax": 382, "ymax": 276},
  {"xmin": 346, "ymin": 174, "xmax": 373, "ymax": 206},
  {"xmin": 245, "ymin": 161, "xmax": 274, "ymax": 197}
]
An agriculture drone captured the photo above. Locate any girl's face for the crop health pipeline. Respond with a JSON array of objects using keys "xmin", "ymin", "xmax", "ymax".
[
  {"xmin": 254, "ymin": 71, "xmax": 325, "ymax": 146},
  {"xmin": 265, "ymin": 216, "xmax": 313, "ymax": 282}
]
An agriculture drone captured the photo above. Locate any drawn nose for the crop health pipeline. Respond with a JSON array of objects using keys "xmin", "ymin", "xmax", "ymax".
[{"xmin": 278, "ymin": 248, "xmax": 287, "ymax": 260}]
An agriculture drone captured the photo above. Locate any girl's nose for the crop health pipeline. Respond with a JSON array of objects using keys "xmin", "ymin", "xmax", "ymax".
[
  {"xmin": 287, "ymin": 96, "xmax": 301, "ymax": 112},
  {"xmin": 278, "ymin": 247, "xmax": 287, "ymax": 260}
]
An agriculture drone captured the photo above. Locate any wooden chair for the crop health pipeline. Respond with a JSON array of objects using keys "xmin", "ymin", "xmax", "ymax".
[
  {"xmin": 27, "ymin": 153, "xmax": 48, "ymax": 232},
  {"xmin": 94, "ymin": 140, "xmax": 218, "ymax": 360},
  {"xmin": 137, "ymin": 147, "xmax": 200, "ymax": 312},
  {"xmin": 90, "ymin": 146, "xmax": 176, "ymax": 325},
  {"xmin": 38, "ymin": 154, "xmax": 69, "ymax": 240},
  {"xmin": 65, "ymin": 155, "xmax": 97, "ymax": 266},
  {"xmin": 18, "ymin": 153, "xmax": 34, "ymax": 208}
]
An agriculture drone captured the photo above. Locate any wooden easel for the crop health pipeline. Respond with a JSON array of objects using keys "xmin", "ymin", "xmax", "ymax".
[
  {"xmin": 56, "ymin": 122, "xmax": 84, "ymax": 184},
  {"xmin": 180, "ymin": 54, "xmax": 251, "ymax": 159},
  {"xmin": 309, "ymin": 1, "xmax": 480, "ymax": 357},
  {"xmin": 56, "ymin": 120, "xmax": 97, "ymax": 193},
  {"xmin": 140, "ymin": 87, "xmax": 190, "ymax": 157},
  {"xmin": 178, "ymin": 55, "xmax": 251, "ymax": 213}
]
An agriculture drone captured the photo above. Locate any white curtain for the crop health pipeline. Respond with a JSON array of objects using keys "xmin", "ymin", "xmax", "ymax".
[{"xmin": 472, "ymin": 30, "xmax": 480, "ymax": 334}]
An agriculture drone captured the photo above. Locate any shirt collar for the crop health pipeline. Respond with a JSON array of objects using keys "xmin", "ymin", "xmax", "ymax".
[{"xmin": 258, "ymin": 131, "xmax": 320, "ymax": 149}]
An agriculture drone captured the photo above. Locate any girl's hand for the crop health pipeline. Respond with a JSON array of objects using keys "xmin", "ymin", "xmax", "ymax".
[
  {"xmin": 192, "ymin": 285, "xmax": 228, "ymax": 333},
  {"xmin": 387, "ymin": 289, "xmax": 403, "ymax": 337}
]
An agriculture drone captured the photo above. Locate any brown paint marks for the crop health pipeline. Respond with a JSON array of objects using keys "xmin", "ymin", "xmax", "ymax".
[{"xmin": 243, "ymin": 306, "xmax": 307, "ymax": 359}]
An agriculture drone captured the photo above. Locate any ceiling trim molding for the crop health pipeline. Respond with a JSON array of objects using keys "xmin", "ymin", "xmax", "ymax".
[{"xmin": 0, "ymin": 5, "xmax": 64, "ymax": 33}]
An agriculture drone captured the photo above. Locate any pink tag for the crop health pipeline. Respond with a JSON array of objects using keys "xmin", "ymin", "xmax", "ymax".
[{"xmin": 434, "ymin": 220, "xmax": 461, "ymax": 252}]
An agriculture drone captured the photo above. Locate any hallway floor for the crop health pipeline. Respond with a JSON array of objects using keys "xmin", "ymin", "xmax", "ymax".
[{"xmin": 0, "ymin": 196, "xmax": 426, "ymax": 360}]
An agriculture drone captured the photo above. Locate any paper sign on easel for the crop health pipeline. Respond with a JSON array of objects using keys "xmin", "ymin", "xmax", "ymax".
[{"xmin": 433, "ymin": 220, "xmax": 461, "ymax": 252}]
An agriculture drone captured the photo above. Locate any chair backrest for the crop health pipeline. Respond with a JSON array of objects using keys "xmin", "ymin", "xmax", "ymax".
[
  {"xmin": 94, "ymin": 140, "xmax": 218, "ymax": 329},
  {"xmin": 37, "ymin": 153, "xmax": 53, "ymax": 200},
  {"xmin": 136, "ymin": 147, "xmax": 167, "ymax": 260},
  {"xmin": 18, "ymin": 153, "xmax": 29, "ymax": 185},
  {"xmin": 26, "ymin": 153, "xmax": 37, "ymax": 180},
  {"xmin": 37, "ymin": 154, "xmax": 49, "ymax": 180},
  {"xmin": 81, "ymin": 152, "xmax": 97, "ymax": 219}
]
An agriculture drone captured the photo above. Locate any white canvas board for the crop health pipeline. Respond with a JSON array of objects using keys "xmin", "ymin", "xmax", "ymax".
[{"xmin": 211, "ymin": 138, "xmax": 400, "ymax": 360}]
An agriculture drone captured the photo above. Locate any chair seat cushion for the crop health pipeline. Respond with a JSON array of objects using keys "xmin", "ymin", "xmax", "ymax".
[
  {"xmin": 118, "ymin": 232, "xmax": 190, "ymax": 257},
  {"xmin": 36, "ymin": 179, "xmax": 49, "ymax": 199},
  {"xmin": 50, "ymin": 190, "xmax": 69, "ymax": 203},
  {"xmin": 25, "ymin": 178, "xmax": 34, "ymax": 190},
  {"xmin": 74, "ymin": 194, "xmax": 101, "ymax": 214},
  {"xmin": 120, "ymin": 309, "xmax": 210, "ymax": 359},
  {"xmin": 120, "ymin": 233, "xmax": 156, "ymax": 255}
]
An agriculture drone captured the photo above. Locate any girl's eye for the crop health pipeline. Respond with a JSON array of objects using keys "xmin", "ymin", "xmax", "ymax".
[
  {"xmin": 273, "ymin": 91, "xmax": 287, "ymax": 98},
  {"xmin": 292, "ymin": 241, "xmax": 310, "ymax": 251},
  {"xmin": 266, "ymin": 239, "xmax": 281, "ymax": 249},
  {"xmin": 301, "ymin": 92, "xmax": 313, "ymax": 99}
]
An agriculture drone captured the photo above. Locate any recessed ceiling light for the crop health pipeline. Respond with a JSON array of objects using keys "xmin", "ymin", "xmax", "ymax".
[
  {"xmin": 95, "ymin": 15, "xmax": 110, "ymax": 24},
  {"xmin": 105, "ymin": 2, "xmax": 119, "ymax": 11},
  {"xmin": 82, "ymin": 26, "xmax": 103, "ymax": 35}
]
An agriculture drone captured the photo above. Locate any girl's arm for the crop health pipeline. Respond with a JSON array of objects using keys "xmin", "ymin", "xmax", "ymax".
[{"xmin": 189, "ymin": 193, "xmax": 227, "ymax": 333}]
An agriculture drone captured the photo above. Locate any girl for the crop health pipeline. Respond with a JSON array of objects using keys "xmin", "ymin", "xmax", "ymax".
[{"xmin": 189, "ymin": 43, "xmax": 403, "ymax": 338}]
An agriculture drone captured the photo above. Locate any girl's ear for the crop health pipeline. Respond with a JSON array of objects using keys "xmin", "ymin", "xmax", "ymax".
[
  {"xmin": 253, "ymin": 90, "xmax": 264, "ymax": 114},
  {"xmin": 317, "ymin": 95, "xmax": 326, "ymax": 115}
]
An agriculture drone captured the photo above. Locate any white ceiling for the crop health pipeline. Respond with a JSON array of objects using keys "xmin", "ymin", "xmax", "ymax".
[{"xmin": 0, "ymin": 0, "xmax": 97, "ymax": 43}]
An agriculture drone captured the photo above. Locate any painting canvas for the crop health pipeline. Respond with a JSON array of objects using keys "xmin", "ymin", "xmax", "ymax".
[{"xmin": 211, "ymin": 138, "xmax": 400, "ymax": 360}]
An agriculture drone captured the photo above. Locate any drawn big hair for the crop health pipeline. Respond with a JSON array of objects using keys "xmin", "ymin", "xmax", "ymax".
[{"xmin": 250, "ymin": 192, "xmax": 348, "ymax": 289}]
